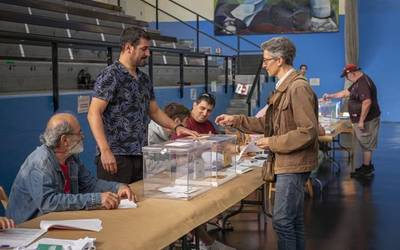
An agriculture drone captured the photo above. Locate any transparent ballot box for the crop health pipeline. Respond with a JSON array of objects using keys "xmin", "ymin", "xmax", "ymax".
[
  {"xmin": 142, "ymin": 135, "xmax": 237, "ymax": 200},
  {"xmin": 319, "ymin": 100, "xmax": 341, "ymax": 134},
  {"xmin": 193, "ymin": 134, "xmax": 237, "ymax": 186},
  {"xmin": 319, "ymin": 100, "xmax": 341, "ymax": 120},
  {"xmin": 143, "ymin": 140, "xmax": 211, "ymax": 200}
]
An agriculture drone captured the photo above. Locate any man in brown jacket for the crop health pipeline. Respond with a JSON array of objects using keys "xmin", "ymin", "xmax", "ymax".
[{"xmin": 216, "ymin": 37, "xmax": 318, "ymax": 250}]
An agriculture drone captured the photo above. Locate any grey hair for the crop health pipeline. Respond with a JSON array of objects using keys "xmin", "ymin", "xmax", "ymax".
[
  {"xmin": 40, "ymin": 121, "xmax": 73, "ymax": 148},
  {"xmin": 260, "ymin": 37, "xmax": 296, "ymax": 66}
]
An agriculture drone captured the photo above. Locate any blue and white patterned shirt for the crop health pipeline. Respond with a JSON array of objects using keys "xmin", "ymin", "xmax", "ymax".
[{"xmin": 93, "ymin": 61, "xmax": 155, "ymax": 155}]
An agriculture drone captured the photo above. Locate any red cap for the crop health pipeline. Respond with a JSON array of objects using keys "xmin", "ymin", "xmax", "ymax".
[{"xmin": 341, "ymin": 64, "xmax": 361, "ymax": 77}]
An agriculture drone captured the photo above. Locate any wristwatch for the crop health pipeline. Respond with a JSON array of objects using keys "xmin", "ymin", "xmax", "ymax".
[{"xmin": 173, "ymin": 124, "xmax": 184, "ymax": 132}]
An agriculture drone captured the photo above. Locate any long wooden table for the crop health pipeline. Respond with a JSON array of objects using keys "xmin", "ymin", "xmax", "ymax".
[
  {"xmin": 319, "ymin": 119, "xmax": 352, "ymax": 142},
  {"xmin": 20, "ymin": 168, "xmax": 264, "ymax": 250},
  {"xmin": 319, "ymin": 119, "xmax": 353, "ymax": 160}
]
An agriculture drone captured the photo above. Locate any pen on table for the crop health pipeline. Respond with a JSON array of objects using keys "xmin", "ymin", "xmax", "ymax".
[{"xmin": 0, "ymin": 244, "xmax": 11, "ymax": 248}]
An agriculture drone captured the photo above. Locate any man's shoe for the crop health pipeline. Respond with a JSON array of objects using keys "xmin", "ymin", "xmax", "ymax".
[
  {"xmin": 370, "ymin": 163, "xmax": 375, "ymax": 171},
  {"xmin": 363, "ymin": 164, "xmax": 375, "ymax": 176},
  {"xmin": 351, "ymin": 164, "xmax": 374, "ymax": 178},
  {"xmin": 350, "ymin": 165, "xmax": 364, "ymax": 177}
]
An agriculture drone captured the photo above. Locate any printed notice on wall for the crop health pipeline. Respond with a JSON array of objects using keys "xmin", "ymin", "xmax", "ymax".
[
  {"xmin": 190, "ymin": 88, "xmax": 197, "ymax": 100},
  {"xmin": 309, "ymin": 78, "xmax": 320, "ymax": 86},
  {"xmin": 77, "ymin": 95, "xmax": 90, "ymax": 113},
  {"xmin": 235, "ymin": 83, "xmax": 249, "ymax": 96},
  {"xmin": 211, "ymin": 81, "xmax": 217, "ymax": 92}
]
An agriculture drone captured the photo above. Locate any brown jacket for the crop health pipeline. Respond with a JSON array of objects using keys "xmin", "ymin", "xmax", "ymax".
[{"xmin": 233, "ymin": 71, "xmax": 318, "ymax": 174}]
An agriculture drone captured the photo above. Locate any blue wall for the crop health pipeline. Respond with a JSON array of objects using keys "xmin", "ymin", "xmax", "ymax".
[
  {"xmin": 0, "ymin": 84, "xmax": 234, "ymax": 215},
  {"xmin": 152, "ymin": 16, "xmax": 346, "ymax": 100},
  {"xmin": 359, "ymin": 0, "xmax": 400, "ymax": 122},
  {"xmin": 154, "ymin": 6, "xmax": 400, "ymax": 122}
]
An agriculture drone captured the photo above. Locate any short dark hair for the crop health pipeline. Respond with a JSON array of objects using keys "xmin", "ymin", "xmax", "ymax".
[
  {"xmin": 300, "ymin": 64, "xmax": 307, "ymax": 69},
  {"xmin": 163, "ymin": 103, "xmax": 190, "ymax": 121},
  {"xmin": 120, "ymin": 27, "xmax": 151, "ymax": 51},
  {"xmin": 195, "ymin": 93, "xmax": 216, "ymax": 107}
]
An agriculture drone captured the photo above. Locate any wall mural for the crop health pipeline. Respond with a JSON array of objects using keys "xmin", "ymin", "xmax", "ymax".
[{"xmin": 214, "ymin": 0, "xmax": 339, "ymax": 35}]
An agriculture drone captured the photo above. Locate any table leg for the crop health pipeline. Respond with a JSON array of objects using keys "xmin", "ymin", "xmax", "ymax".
[{"xmin": 220, "ymin": 185, "xmax": 272, "ymax": 231}]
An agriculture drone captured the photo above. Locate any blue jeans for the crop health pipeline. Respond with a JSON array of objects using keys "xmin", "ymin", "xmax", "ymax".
[{"xmin": 273, "ymin": 173, "xmax": 310, "ymax": 250}]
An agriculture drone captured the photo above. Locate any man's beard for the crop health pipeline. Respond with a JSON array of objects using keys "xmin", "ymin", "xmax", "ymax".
[
  {"xmin": 68, "ymin": 139, "xmax": 84, "ymax": 156},
  {"xmin": 138, "ymin": 57, "xmax": 148, "ymax": 67}
]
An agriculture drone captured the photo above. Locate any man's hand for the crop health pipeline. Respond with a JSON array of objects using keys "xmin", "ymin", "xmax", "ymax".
[
  {"xmin": 215, "ymin": 114, "xmax": 235, "ymax": 127},
  {"xmin": 100, "ymin": 192, "xmax": 120, "ymax": 210},
  {"xmin": 176, "ymin": 126, "xmax": 200, "ymax": 138},
  {"xmin": 358, "ymin": 121, "xmax": 365, "ymax": 130},
  {"xmin": 117, "ymin": 185, "xmax": 136, "ymax": 202},
  {"xmin": 322, "ymin": 93, "xmax": 331, "ymax": 101},
  {"xmin": 0, "ymin": 217, "xmax": 15, "ymax": 230},
  {"xmin": 101, "ymin": 148, "xmax": 117, "ymax": 175},
  {"xmin": 255, "ymin": 137, "xmax": 270, "ymax": 150}
]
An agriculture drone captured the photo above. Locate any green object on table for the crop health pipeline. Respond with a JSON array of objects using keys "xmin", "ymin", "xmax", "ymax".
[{"xmin": 37, "ymin": 243, "xmax": 63, "ymax": 250}]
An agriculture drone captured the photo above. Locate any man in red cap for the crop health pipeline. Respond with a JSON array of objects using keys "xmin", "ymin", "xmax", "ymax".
[{"xmin": 323, "ymin": 64, "xmax": 381, "ymax": 177}]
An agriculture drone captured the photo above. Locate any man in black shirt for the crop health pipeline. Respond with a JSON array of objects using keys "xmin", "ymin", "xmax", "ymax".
[{"xmin": 323, "ymin": 64, "xmax": 381, "ymax": 177}]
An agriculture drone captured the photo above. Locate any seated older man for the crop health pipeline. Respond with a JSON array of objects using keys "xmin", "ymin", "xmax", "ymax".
[{"xmin": 6, "ymin": 113, "xmax": 134, "ymax": 224}]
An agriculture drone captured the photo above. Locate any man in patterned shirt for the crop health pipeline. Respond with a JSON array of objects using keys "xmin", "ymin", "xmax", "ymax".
[{"xmin": 88, "ymin": 27, "xmax": 198, "ymax": 184}]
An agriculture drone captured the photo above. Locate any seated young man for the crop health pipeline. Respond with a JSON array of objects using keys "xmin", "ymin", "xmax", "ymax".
[
  {"xmin": 148, "ymin": 103, "xmax": 190, "ymax": 145},
  {"xmin": 6, "ymin": 113, "xmax": 134, "ymax": 224},
  {"xmin": 176, "ymin": 94, "xmax": 235, "ymax": 249},
  {"xmin": 185, "ymin": 93, "xmax": 217, "ymax": 135},
  {"xmin": 163, "ymin": 96, "xmax": 233, "ymax": 248}
]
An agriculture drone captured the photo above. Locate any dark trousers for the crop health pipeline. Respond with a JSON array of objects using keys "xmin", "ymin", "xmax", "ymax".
[{"xmin": 96, "ymin": 155, "xmax": 143, "ymax": 184}]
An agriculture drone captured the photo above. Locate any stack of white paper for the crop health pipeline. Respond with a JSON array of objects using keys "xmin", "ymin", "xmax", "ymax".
[
  {"xmin": 237, "ymin": 139, "xmax": 263, "ymax": 161},
  {"xmin": 118, "ymin": 199, "xmax": 138, "ymax": 209},
  {"xmin": 238, "ymin": 159, "xmax": 264, "ymax": 168},
  {"xmin": 0, "ymin": 228, "xmax": 46, "ymax": 249},
  {"xmin": 40, "ymin": 219, "xmax": 103, "ymax": 232},
  {"xmin": 236, "ymin": 165, "xmax": 254, "ymax": 174},
  {"xmin": 0, "ymin": 219, "xmax": 102, "ymax": 249},
  {"xmin": 158, "ymin": 185, "xmax": 203, "ymax": 198},
  {"xmin": 159, "ymin": 185, "xmax": 201, "ymax": 194}
]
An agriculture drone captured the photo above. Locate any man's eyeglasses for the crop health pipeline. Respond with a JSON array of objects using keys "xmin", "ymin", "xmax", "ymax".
[
  {"xmin": 65, "ymin": 130, "xmax": 83, "ymax": 137},
  {"xmin": 263, "ymin": 57, "xmax": 277, "ymax": 64}
]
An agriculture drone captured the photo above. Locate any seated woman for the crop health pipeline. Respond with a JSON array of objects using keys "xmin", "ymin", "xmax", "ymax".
[{"xmin": 148, "ymin": 103, "xmax": 190, "ymax": 145}]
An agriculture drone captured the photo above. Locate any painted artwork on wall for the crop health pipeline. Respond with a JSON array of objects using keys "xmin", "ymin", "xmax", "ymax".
[{"xmin": 214, "ymin": 0, "xmax": 339, "ymax": 35}]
